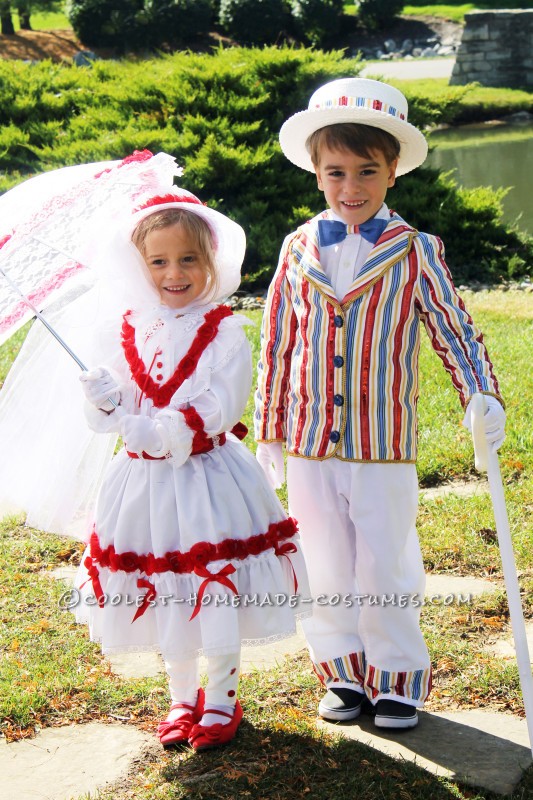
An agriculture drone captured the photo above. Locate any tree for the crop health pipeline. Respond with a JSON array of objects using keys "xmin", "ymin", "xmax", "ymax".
[
  {"xmin": 0, "ymin": 0, "xmax": 15, "ymax": 34},
  {"xmin": 17, "ymin": 0, "xmax": 32, "ymax": 29}
]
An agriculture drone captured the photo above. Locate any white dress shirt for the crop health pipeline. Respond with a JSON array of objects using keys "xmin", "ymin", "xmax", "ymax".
[{"xmin": 319, "ymin": 203, "xmax": 390, "ymax": 302}]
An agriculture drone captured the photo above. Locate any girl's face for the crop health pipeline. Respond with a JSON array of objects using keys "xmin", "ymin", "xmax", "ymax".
[{"xmin": 142, "ymin": 223, "xmax": 208, "ymax": 310}]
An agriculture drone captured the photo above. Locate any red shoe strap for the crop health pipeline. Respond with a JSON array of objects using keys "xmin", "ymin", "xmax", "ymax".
[
  {"xmin": 202, "ymin": 708, "xmax": 234, "ymax": 721},
  {"xmin": 169, "ymin": 701, "xmax": 195, "ymax": 713}
]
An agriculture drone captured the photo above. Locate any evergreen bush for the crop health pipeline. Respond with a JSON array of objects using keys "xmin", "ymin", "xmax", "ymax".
[
  {"xmin": 66, "ymin": 0, "xmax": 144, "ymax": 51},
  {"xmin": 219, "ymin": 0, "xmax": 288, "ymax": 44},
  {"xmin": 356, "ymin": 0, "xmax": 404, "ymax": 30},
  {"xmin": 143, "ymin": 0, "xmax": 213, "ymax": 47},
  {"xmin": 0, "ymin": 49, "xmax": 530, "ymax": 287},
  {"xmin": 290, "ymin": 0, "xmax": 345, "ymax": 46}
]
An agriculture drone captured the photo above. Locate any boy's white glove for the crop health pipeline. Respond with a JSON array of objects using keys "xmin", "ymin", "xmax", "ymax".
[
  {"xmin": 80, "ymin": 367, "xmax": 120, "ymax": 412},
  {"xmin": 256, "ymin": 442, "xmax": 285, "ymax": 489},
  {"xmin": 119, "ymin": 414, "xmax": 166, "ymax": 456},
  {"xmin": 463, "ymin": 395, "xmax": 506, "ymax": 452}
]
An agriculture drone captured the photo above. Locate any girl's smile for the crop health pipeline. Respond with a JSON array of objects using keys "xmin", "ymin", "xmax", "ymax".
[{"xmin": 143, "ymin": 223, "xmax": 208, "ymax": 309}]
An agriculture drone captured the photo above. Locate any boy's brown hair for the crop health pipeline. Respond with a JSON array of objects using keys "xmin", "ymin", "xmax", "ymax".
[
  {"xmin": 307, "ymin": 123, "xmax": 401, "ymax": 167},
  {"xmin": 132, "ymin": 208, "xmax": 219, "ymax": 301}
]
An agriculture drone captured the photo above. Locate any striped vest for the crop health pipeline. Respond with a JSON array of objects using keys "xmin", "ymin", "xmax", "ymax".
[{"xmin": 254, "ymin": 211, "xmax": 501, "ymax": 462}]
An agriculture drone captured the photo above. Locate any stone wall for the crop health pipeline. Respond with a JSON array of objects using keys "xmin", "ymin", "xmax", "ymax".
[{"xmin": 450, "ymin": 9, "xmax": 533, "ymax": 87}]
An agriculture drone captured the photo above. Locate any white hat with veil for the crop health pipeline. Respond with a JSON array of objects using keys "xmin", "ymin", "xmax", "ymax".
[{"xmin": 0, "ymin": 152, "xmax": 246, "ymax": 540}]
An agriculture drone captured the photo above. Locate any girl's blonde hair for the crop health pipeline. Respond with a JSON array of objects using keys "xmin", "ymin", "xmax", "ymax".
[{"xmin": 132, "ymin": 208, "xmax": 219, "ymax": 302}]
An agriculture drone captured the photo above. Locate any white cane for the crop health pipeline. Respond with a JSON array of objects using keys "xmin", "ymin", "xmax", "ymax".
[{"xmin": 471, "ymin": 392, "xmax": 533, "ymax": 756}]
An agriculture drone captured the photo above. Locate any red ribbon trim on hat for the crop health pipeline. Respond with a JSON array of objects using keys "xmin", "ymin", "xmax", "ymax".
[
  {"xmin": 189, "ymin": 564, "xmax": 238, "ymax": 621},
  {"xmin": 121, "ymin": 304, "xmax": 233, "ymax": 408},
  {"xmin": 132, "ymin": 578, "xmax": 157, "ymax": 622},
  {"xmin": 275, "ymin": 542, "xmax": 299, "ymax": 593},
  {"xmin": 134, "ymin": 192, "xmax": 203, "ymax": 211}
]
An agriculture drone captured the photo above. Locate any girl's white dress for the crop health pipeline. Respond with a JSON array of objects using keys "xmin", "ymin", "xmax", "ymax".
[{"xmin": 75, "ymin": 301, "xmax": 308, "ymax": 660}]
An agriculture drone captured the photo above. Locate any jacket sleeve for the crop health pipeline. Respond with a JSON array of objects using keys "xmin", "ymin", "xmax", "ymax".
[
  {"xmin": 254, "ymin": 235, "xmax": 298, "ymax": 443},
  {"xmin": 414, "ymin": 233, "xmax": 503, "ymax": 409}
]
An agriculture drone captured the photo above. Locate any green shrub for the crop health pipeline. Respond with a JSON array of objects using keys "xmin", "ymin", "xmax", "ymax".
[
  {"xmin": 142, "ymin": 0, "xmax": 213, "ymax": 46},
  {"xmin": 67, "ymin": 0, "xmax": 213, "ymax": 51},
  {"xmin": 66, "ymin": 0, "xmax": 144, "ymax": 51},
  {"xmin": 290, "ymin": 0, "xmax": 345, "ymax": 46},
  {"xmin": 219, "ymin": 0, "xmax": 288, "ymax": 44},
  {"xmin": 0, "ymin": 48, "xmax": 530, "ymax": 288},
  {"xmin": 356, "ymin": 0, "xmax": 404, "ymax": 30}
]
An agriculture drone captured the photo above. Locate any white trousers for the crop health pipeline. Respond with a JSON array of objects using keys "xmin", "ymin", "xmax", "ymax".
[{"xmin": 287, "ymin": 457, "xmax": 431, "ymax": 706}]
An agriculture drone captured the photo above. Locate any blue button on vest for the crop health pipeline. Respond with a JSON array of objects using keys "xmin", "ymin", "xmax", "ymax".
[
  {"xmin": 329, "ymin": 431, "xmax": 340, "ymax": 443},
  {"xmin": 334, "ymin": 394, "xmax": 344, "ymax": 406},
  {"xmin": 333, "ymin": 355, "xmax": 344, "ymax": 368},
  {"xmin": 334, "ymin": 316, "xmax": 344, "ymax": 328}
]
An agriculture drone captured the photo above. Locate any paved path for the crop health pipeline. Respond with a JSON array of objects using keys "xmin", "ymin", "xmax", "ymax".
[{"xmin": 360, "ymin": 57, "xmax": 455, "ymax": 81}]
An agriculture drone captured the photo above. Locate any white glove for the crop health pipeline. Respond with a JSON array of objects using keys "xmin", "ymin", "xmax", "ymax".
[
  {"xmin": 119, "ymin": 414, "xmax": 166, "ymax": 456},
  {"xmin": 256, "ymin": 442, "xmax": 285, "ymax": 489},
  {"xmin": 80, "ymin": 367, "xmax": 120, "ymax": 412},
  {"xmin": 463, "ymin": 395, "xmax": 506, "ymax": 452}
]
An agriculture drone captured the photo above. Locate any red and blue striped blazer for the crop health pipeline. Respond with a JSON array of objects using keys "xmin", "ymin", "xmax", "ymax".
[{"xmin": 254, "ymin": 210, "xmax": 502, "ymax": 462}]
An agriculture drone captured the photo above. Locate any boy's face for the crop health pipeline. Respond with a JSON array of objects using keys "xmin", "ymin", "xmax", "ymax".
[{"xmin": 314, "ymin": 145, "xmax": 398, "ymax": 225}]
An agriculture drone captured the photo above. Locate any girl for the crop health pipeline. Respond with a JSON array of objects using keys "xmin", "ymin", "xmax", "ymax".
[{"xmin": 76, "ymin": 190, "xmax": 308, "ymax": 751}]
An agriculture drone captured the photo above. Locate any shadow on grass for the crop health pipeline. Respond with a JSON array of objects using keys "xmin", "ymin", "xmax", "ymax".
[{"xmin": 159, "ymin": 714, "xmax": 503, "ymax": 800}]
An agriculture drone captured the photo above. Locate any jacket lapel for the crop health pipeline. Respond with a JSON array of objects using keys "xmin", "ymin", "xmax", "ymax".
[
  {"xmin": 342, "ymin": 214, "xmax": 418, "ymax": 306},
  {"xmin": 289, "ymin": 211, "xmax": 340, "ymax": 306}
]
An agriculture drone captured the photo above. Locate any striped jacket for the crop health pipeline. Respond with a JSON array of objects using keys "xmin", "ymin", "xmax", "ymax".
[{"xmin": 254, "ymin": 210, "xmax": 502, "ymax": 462}]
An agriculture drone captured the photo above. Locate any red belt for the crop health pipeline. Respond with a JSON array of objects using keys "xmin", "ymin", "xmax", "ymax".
[{"xmin": 127, "ymin": 432, "xmax": 227, "ymax": 461}]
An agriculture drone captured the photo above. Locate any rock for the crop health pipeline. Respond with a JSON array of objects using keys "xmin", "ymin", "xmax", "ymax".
[
  {"xmin": 73, "ymin": 50, "xmax": 98, "ymax": 67},
  {"xmin": 401, "ymin": 38, "xmax": 414, "ymax": 53},
  {"xmin": 384, "ymin": 38, "xmax": 397, "ymax": 52}
]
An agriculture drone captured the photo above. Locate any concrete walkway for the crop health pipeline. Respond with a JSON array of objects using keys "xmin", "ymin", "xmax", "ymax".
[{"xmin": 360, "ymin": 56, "xmax": 455, "ymax": 81}]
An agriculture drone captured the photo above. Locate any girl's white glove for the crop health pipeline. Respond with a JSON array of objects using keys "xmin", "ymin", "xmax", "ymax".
[
  {"xmin": 79, "ymin": 367, "xmax": 120, "ymax": 412},
  {"xmin": 256, "ymin": 442, "xmax": 285, "ymax": 489},
  {"xmin": 119, "ymin": 414, "xmax": 167, "ymax": 457},
  {"xmin": 463, "ymin": 395, "xmax": 506, "ymax": 452}
]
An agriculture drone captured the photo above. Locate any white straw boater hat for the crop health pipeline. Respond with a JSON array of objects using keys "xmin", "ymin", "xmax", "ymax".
[
  {"xmin": 279, "ymin": 77, "xmax": 428, "ymax": 176},
  {"xmin": 130, "ymin": 190, "xmax": 246, "ymax": 302}
]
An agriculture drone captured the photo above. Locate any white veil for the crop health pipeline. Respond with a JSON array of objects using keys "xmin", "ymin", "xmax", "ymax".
[{"xmin": 0, "ymin": 153, "xmax": 183, "ymax": 540}]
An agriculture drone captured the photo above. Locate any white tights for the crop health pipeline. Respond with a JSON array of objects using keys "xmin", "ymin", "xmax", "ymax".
[{"xmin": 164, "ymin": 652, "xmax": 240, "ymax": 725}]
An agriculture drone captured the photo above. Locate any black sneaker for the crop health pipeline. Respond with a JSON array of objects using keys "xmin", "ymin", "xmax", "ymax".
[
  {"xmin": 318, "ymin": 687, "xmax": 365, "ymax": 721},
  {"xmin": 374, "ymin": 699, "xmax": 418, "ymax": 729}
]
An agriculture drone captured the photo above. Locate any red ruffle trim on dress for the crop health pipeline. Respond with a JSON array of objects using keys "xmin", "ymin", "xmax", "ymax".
[
  {"xmin": 121, "ymin": 305, "xmax": 233, "ymax": 408},
  {"xmin": 87, "ymin": 517, "xmax": 299, "ymax": 576}
]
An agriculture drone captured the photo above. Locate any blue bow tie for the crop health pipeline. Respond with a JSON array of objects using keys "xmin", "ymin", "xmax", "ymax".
[{"xmin": 318, "ymin": 217, "xmax": 388, "ymax": 248}]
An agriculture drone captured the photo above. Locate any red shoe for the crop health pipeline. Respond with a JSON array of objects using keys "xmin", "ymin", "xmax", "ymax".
[
  {"xmin": 188, "ymin": 701, "xmax": 243, "ymax": 752},
  {"xmin": 157, "ymin": 688, "xmax": 205, "ymax": 748}
]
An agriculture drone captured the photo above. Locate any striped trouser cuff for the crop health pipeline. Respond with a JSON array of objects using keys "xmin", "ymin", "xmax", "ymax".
[
  {"xmin": 365, "ymin": 664, "xmax": 432, "ymax": 704},
  {"xmin": 312, "ymin": 652, "xmax": 366, "ymax": 688},
  {"xmin": 312, "ymin": 653, "xmax": 432, "ymax": 704}
]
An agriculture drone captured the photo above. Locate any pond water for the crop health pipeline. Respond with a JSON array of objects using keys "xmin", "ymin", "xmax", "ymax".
[{"xmin": 426, "ymin": 122, "xmax": 533, "ymax": 235}]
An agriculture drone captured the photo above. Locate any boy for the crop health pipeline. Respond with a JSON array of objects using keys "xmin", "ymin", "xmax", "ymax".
[{"xmin": 254, "ymin": 78, "xmax": 505, "ymax": 730}]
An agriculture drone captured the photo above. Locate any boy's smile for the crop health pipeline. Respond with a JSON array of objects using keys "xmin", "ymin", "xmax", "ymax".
[{"xmin": 314, "ymin": 145, "xmax": 398, "ymax": 226}]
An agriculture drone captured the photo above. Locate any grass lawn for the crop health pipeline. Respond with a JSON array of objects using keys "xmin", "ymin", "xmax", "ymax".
[
  {"xmin": 11, "ymin": 10, "xmax": 72, "ymax": 31},
  {"xmin": 1, "ymin": 289, "xmax": 532, "ymax": 798}
]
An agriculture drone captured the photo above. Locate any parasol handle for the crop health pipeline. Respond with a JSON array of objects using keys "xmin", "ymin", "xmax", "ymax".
[
  {"xmin": 471, "ymin": 393, "xmax": 533, "ymax": 756},
  {"xmin": 0, "ymin": 266, "xmax": 119, "ymax": 408}
]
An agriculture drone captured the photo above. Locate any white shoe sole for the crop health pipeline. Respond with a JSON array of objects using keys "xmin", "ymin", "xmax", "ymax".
[
  {"xmin": 374, "ymin": 713, "xmax": 418, "ymax": 729},
  {"xmin": 318, "ymin": 703, "xmax": 362, "ymax": 722}
]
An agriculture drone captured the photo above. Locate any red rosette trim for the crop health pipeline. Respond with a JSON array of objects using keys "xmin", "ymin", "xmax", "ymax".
[
  {"xmin": 87, "ymin": 517, "xmax": 298, "ymax": 576},
  {"xmin": 121, "ymin": 305, "xmax": 233, "ymax": 408}
]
